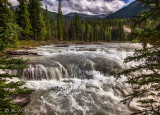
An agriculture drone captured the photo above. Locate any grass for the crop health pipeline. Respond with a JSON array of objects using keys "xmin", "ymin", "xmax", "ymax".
[
  {"xmin": 17, "ymin": 40, "xmax": 51, "ymax": 47},
  {"xmin": 3, "ymin": 40, "xmax": 86, "ymax": 52},
  {"xmin": 132, "ymin": 38, "xmax": 140, "ymax": 43},
  {"xmin": 4, "ymin": 40, "xmax": 53, "ymax": 52}
]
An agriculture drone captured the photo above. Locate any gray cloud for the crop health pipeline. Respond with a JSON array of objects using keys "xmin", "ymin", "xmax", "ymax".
[
  {"xmin": 9, "ymin": 0, "xmax": 127, "ymax": 15},
  {"xmin": 43, "ymin": 0, "xmax": 126, "ymax": 15},
  {"xmin": 9, "ymin": 0, "xmax": 19, "ymax": 6}
]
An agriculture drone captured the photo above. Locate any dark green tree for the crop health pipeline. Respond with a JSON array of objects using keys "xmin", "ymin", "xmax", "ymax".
[
  {"xmin": 0, "ymin": 0, "xmax": 31, "ymax": 114},
  {"xmin": 57, "ymin": 0, "xmax": 63, "ymax": 41},
  {"xmin": 0, "ymin": 0, "xmax": 22, "ymax": 50},
  {"xmin": 95, "ymin": 24, "xmax": 100, "ymax": 42},
  {"xmin": 0, "ymin": 57, "xmax": 32, "ymax": 114},
  {"xmin": 75, "ymin": 13, "xmax": 80, "ymax": 41},
  {"xmin": 116, "ymin": 0, "xmax": 160, "ymax": 114},
  {"xmin": 16, "ymin": 0, "xmax": 32, "ymax": 40},
  {"xmin": 88, "ymin": 24, "xmax": 93, "ymax": 42},
  {"xmin": 85, "ymin": 21, "xmax": 89, "ymax": 42},
  {"xmin": 44, "ymin": 5, "xmax": 51, "ymax": 40},
  {"xmin": 81, "ymin": 23, "xmax": 86, "ymax": 41},
  {"xmin": 64, "ymin": 19, "xmax": 69, "ymax": 41},
  {"xmin": 28, "ymin": 0, "xmax": 46, "ymax": 40},
  {"xmin": 50, "ymin": 15, "xmax": 56, "ymax": 40}
]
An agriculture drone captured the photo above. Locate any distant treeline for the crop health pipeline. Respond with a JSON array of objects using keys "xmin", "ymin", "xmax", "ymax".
[
  {"xmin": 12, "ymin": 0, "xmax": 134, "ymax": 42},
  {"xmin": 62, "ymin": 18, "xmax": 133, "ymax": 42}
]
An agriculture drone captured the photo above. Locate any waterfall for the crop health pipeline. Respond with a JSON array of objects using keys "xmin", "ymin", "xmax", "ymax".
[
  {"xmin": 8, "ymin": 43, "xmax": 143, "ymax": 115},
  {"xmin": 21, "ymin": 56, "xmax": 124, "ymax": 80}
]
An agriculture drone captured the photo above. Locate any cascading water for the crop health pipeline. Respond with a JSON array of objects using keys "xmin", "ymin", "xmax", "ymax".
[{"xmin": 15, "ymin": 43, "xmax": 142, "ymax": 115}]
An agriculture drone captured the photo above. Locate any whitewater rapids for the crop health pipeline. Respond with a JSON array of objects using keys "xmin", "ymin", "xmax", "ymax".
[{"xmin": 17, "ymin": 43, "xmax": 142, "ymax": 115}]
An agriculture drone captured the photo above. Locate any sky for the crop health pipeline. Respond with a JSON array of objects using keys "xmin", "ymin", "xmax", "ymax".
[{"xmin": 9, "ymin": 0, "xmax": 135, "ymax": 15}]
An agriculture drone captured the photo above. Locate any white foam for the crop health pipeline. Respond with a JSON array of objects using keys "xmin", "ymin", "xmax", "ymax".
[{"xmin": 21, "ymin": 43, "xmax": 142, "ymax": 115}]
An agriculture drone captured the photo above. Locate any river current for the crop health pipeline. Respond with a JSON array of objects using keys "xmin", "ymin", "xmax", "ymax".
[{"xmin": 15, "ymin": 43, "xmax": 142, "ymax": 115}]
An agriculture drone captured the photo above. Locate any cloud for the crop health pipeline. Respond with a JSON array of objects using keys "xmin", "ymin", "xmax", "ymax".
[
  {"xmin": 9, "ymin": 0, "xmax": 19, "ymax": 6},
  {"xmin": 9, "ymin": 0, "xmax": 134, "ymax": 15},
  {"xmin": 43, "ymin": 0, "xmax": 126, "ymax": 15}
]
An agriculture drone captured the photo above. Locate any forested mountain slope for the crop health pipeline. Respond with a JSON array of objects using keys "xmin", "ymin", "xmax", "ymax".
[{"xmin": 105, "ymin": 1, "xmax": 148, "ymax": 19}]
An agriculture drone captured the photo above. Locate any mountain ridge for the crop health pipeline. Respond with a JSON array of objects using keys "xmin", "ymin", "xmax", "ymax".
[
  {"xmin": 105, "ymin": 1, "xmax": 147, "ymax": 19},
  {"xmin": 13, "ymin": 1, "xmax": 147, "ymax": 20}
]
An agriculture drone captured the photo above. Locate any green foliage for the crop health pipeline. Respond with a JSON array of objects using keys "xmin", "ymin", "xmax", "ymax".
[
  {"xmin": 0, "ymin": 0, "xmax": 21, "ymax": 50},
  {"xmin": 16, "ymin": 0, "xmax": 33, "ymax": 40},
  {"xmin": 57, "ymin": 0, "xmax": 64, "ymax": 41},
  {"xmin": 75, "ymin": 13, "xmax": 80, "ymax": 40},
  {"xmin": 116, "ymin": 0, "xmax": 160, "ymax": 114},
  {"xmin": 0, "ymin": 1, "xmax": 32, "ymax": 114},
  {"xmin": 50, "ymin": 16, "xmax": 57, "ymax": 40},
  {"xmin": 44, "ymin": 5, "xmax": 51, "ymax": 40},
  {"xmin": 28, "ymin": 0, "xmax": 46, "ymax": 40},
  {"xmin": 0, "ymin": 57, "xmax": 32, "ymax": 114},
  {"xmin": 0, "ymin": 22, "xmax": 22, "ymax": 50},
  {"xmin": 117, "ymin": 47, "xmax": 160, "ymax": 115}
]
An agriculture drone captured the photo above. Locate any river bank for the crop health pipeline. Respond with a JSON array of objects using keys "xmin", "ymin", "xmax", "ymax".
[{"xmin": 3, "ymin": 40, "xmax": 134, "ymax": 55}]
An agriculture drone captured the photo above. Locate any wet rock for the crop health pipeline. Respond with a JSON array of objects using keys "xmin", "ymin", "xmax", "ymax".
[
  {"xmin": 11, "ymin": 94, "xmax": 30, "ymax": 105},
  {"xmin": 53, "ymin": 42, "xmax": 102, "ymax": 45},
  {"xmin": 20, "ymin": 47, "xmax": 36, "ymax": 50},
  {"xmin": 73, "ymin": 42, "xmax": 102, "ymax": 45},
  {"xmin": 55, "ymin": 44, "xmax": 69, "ymax": 47},
  {"xmin": 63, "ymin": 80, "xmax": 75, "ymax": 83},
  {"xmin": 5, "ymin": 51, "xmax": 38, "ymax": 56},
  {"xmin": 0, "ymin": 69, "xmax": 6, "ymax": 74},
  {"xmin": 86, "ymin": 85, "xmax": 100, "ymax": 89}
]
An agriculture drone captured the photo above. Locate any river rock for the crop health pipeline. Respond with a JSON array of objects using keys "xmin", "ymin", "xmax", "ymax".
[
  {"xmin": 20, "ymin": 47, "xmax": 36, "ymax": 50},
  {"xmin": 11, "ymin": 94, "xmax": 30, "ymax": 105},
  {"xmin": 5, "ymin": 51, "xmax": 38, "ymax": 56},
  {"xmin": 0, "ymin": 69, "xmax": 5, "ymax": 74},
  {"xmin": 53, "ymin": 42, "xmax": 102, "ymax": 45},
  {"xmin": 55, "ymin": 44, "xmax": 69, "ymax": 47}
]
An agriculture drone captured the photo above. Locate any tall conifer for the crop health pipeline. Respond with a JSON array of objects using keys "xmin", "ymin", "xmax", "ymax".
[
  {"xmin": 44, "ymin": 5, "xmax": 51, "ymax": 40},
  {"xmin": 0, "ymin": 0, "xmax": 31, "ymax": 114},
  {"xmin": 17, "ymin": 0, "xmax": 32, "ymax": 40},
  {"xmin": 75, "ymin": 13, "xmax": 80, "ymax": 41},
  {"xmin": 117, "ymin": 0, "xmax": 160, "ymax": 114},
  {"xmin": 57, "ymin": 0, "xmax": 63, "ymax": 41},
  {"xmin": 0, "ymin": 0, "xmax": 20, "ymax": 50},
  {"xmin": 28, "ymin": 0, "xmax": 46, "ymax": 40}
]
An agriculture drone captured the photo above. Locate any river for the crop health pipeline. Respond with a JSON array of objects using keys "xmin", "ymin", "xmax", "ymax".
[{"xmin": 16, "ymin": 43, "xmax": 142, "ymax": 115}]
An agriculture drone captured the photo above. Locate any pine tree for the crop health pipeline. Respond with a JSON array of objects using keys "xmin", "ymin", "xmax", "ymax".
[
  {"xmin": 0, "ymin": 0, "xmax": 31, "ymax": 114},
  {"xmin": 116, "ymin": 0, "xmax": 160, "ymax": 114},
  {"xmin": 16, "ymin": 0, "xmax": 32, "ymax": 40},
  {"xmin": 93, "ymin": 23, "xmax": 96, "ymax": 42},
  {"xmin": 81, "ymin": 23, "xmax": 86, "ymax": 41},
  {"xmin": 50, "ymin": 15, "xmax": 56, "ymax": 40},
  {"xmin": 0, "ymin": 57, "xmax": 32, "ymax": 114},
  {"xmin": 44, "ymin": 5, "xmax": 51, "ymax": 40},
  {"xmin": 89, "ymin": 25, "xmax": 93, "ymax": 42},
  {"xmin": 28, "ymin": 0, "xmax": 46, "ymax": 40},
  {"xmin": 75, "ymin": 13, "xmax": 80, "ymax": 41},
  {"xmin": 85, "ymin": 21, "xmax": 88, "ymax": 42},
  {"xmin": 64, "ymin": 19, "xmax": 69, "ymax": 41},
  {"xmin": 0, "ymin": 0, "xmax": 22, "ymax": 50},
  {"xmin": 95, "ymin": 24, "xmax": 100, "ymax": 42},
  {"xmin": 105, "ymin": 29, "xmax": 111, "ymax": 42},
  {"xmin": 57, "ymin": 0, "xmax": 63, "ymax": 41}
]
